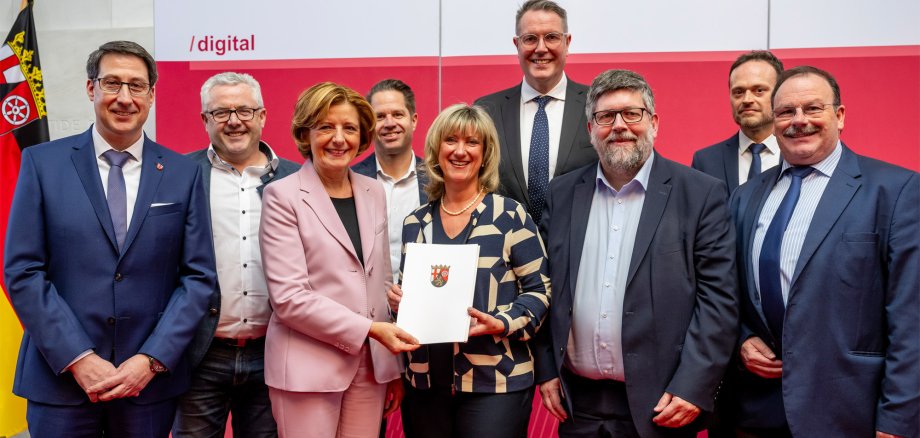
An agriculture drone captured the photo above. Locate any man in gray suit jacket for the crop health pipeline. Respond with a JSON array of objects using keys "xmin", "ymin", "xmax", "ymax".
[
  {"xmin": 474, "ymin": 0, "xmax": 596, "ymax": 225},
  {"xmin": 173, "ymin": 72, "xmax": 299, "ymax": 437}
]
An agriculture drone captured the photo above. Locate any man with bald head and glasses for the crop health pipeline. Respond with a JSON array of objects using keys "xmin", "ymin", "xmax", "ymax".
[
  {"xmin": 474, "ymin": 0, "xmax": 596, "ymax": 226},
  {"xmin": 5, "ymin": 40, "xmax": 216, "ymax": 437},
  {"xmin": 173, "ymin": 71, "xmax": 299, "ymax": 437},
  {"xmin": 535, "ymin": 69, "xmax": 738, "ymax": 438},
  {"xmin": 730, "ymin": 65, "xmax": 918, "ymax": 438}
]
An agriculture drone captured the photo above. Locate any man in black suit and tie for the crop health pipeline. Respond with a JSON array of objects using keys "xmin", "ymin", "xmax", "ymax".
[
  {"xmin": 692, "ymin": 51, "xmax": 784, "ymax": 196},
  {"xmin": 535, "ymin": 69, "xmax": 738, "ymax": 438},
  {"xmin": 474, "ymin": 0, "xmax": 596, "ymax": 225}
]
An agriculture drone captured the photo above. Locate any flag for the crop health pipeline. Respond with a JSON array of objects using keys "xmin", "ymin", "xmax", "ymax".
[{"xmin": 1, "ymin": 1, "xmax": 48, "ymax": 435}]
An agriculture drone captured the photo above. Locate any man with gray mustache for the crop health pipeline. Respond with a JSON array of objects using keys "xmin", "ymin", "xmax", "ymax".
[
  {"xmin": 730, "ymin": 65, "xmax": 918, "ymax": 438},
  {"xmin": 535, "ymin": 69, "xmax": 739, "ymax": 437}
]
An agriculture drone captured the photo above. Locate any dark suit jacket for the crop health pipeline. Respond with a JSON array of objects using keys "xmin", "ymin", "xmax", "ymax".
[
  {"xmin": 730, "ymin": 145, "xmax": 919, "ymax": 437},
  {"xmin": 475, "ymin": 80, "xmax": 597, "ymax": 213},
  {"xmin": 184, "ymin": 143, "xmax": 301, "ymax": 367},
  {"xmin": 351, "ymin": 152, "xmax": 428, "ymax": 205},
  {"xmin": 5, "ymin": 128, "xmax": 217, "ymax": 405},
  {"xmin": 692, "ymin": 134, "xmax": 741, "ymax": 196},
  {"xmin": 535, "ymin": 153, "xmax": 738, "ymax": 438}
]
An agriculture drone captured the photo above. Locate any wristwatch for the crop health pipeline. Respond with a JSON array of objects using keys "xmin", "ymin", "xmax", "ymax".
[{"xmin": 146, "ymin": 355, "xmax": 167, "ymax": 374}]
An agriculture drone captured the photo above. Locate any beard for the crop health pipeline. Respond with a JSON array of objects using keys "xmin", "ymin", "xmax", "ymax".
[
  {"xmin": 594, "ymin": 129, "xmax": 654, "ymax": 174},
  {"xmin": 733, "ymin": 108, "xmax": 773, "ymax": 131}
]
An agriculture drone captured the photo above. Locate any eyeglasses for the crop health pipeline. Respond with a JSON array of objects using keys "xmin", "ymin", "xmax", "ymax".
[
  {"xmin": 516, "ymin": 32, "xmax": 567, "ymax": 49},
  {"xmin": 592, "ymin": 108, "xmax": 649, "ymax": 125},
  {"xmin": 205, "ymin": 107, "xmax": 263, "ymax": 123},
  {"xmin": 94, "ymin": 77, "xmax": 151, "ymax": 96},
  {"xmin": 773, "ymin": 103, "xmax": 835, "ymax": 120}
]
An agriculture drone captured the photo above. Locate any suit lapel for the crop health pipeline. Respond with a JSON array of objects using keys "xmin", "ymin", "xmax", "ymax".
[
  {"xmin": 501, "ymin": 86, "xmax": 526, "ymax": 201},
  {"xmin": 555, "ymin": 81, "xmax": 587, "ymax": 177},
  {"xmin": 299, "ymin": 160, "xmax": 361, "ymax": 263},
  {"xmin": 351, "ymin": 171, "xmax": 377, "ymax": 268},
  {"xmin": 71, "ymin": 129, "xmax": 118, "ymax": 251},
  {"xmin": 568, "ymin": 167, "xmax": 596, "ymax": 286},
  {"xmin": 790, "ymin": 147, "xmax": 861, "ymax": 286},
  {"xmin": 722, "ymin": 136, "xmax": 740, "ymax": 193},
  {"xmin": 740, "ymin": 169, "xmax": 779, "ymax": 325},
  {"xmin": 626, "ymin": 155, "xmax": 671, "ymax": 287},
  {"xmin": 123, "ymin": 138, "xmax": 164, "ymax": 255}
]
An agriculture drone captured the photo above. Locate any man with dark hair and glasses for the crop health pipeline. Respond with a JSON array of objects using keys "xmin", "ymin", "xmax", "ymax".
[
  {"xmin": 474, "ymin": 0, "xmax": 596, "ymax": 226},
  {"xmin": 5, "ymin": 40, "xmax": 216, "ymax": 437},
  {"xmin": 693, "ymin": 51, "xmax": 784, "ymax": 196},
  {"xmin": 730, "ymin": 65, "xmax": 918, "ymax": 438},
  {"xmin": 535, "ymin": 69, "xmax": 739, "ymax": 438},
  {"xmin": 172, "ymin": 72, "xmax": 299, "ymax": 437}
]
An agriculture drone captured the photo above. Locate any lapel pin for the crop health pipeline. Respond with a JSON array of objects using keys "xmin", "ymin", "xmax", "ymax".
[{"xmin": 156, "ymin": 163, "xmax": 164, "ymax": 171}]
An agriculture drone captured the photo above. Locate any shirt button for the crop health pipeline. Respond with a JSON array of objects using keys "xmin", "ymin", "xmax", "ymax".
[
  {"xmin": 243, "ymin": 318, "xmax": 248, "ymax": 323},
  {"xmin": 243, "ymin": 291, "xmax": 248, "ymax": 296},
  {"xmin": 242, "ymin": 210, "xmax": 246, "ymax": 214},
  {"xmin": 241, "ymin": 188, "xmax": 245, "ymax": 192},
  {"xmin": 602, "ymin": 313, "xmax": 608, "ymax": 319},
  {"xmin": 604, "ymin": 282, "xmax": 610, "ymax": 287},
  {"xmin": 609, "ymin": 255, "xmax": 614, "ymax": 259},
  {"xmin": 617, "ymin": 199, "xmax": 623, "ymax": 204},
  {"xmin": 600, "ymin": 343, "xmax": 607, "ymax": 349},
  {"xmin": 613, "ymin": 225, "xmax": 620, "ymax": 231},
  {"xmin": 114, "ymin": 273, "xmax": 123, "ymax": 281},
  {"xmin": 243, "ymin": 263, "xmax": 248, "ymax": 268},
  {"xmin": 242, "ymin": 236, "xmax": 247, "ymax": 240}
]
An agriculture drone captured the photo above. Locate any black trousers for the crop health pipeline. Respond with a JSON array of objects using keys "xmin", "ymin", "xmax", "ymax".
[
  {"xmin": 400, "ymin": 382, "xmax": 533, "ymax": 438},
  {"xmin": 558, "ymin": 368, "xmax": 641, "ymax": 438}
]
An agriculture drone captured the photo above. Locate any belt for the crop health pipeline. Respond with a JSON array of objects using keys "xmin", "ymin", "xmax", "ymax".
[{"xmin": 213, "ymin": 336, "xmax": 265, "ymax": 348}]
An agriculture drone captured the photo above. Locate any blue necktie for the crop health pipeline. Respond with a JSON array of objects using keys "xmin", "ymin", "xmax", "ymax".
[
  {"xmin": 528, "ymin": 95, "xmax": 550, "ymax": 225},
  {"xmin": 758, "ymin": 166, "xmax": 814, "ymax": 354},
  {"xmin": 747, "ymin": 143, "xmax": 766, "ymax": 181},
  {"xmin": 103, "ymin": 149, "xmax": 131, "ymax": 250}
]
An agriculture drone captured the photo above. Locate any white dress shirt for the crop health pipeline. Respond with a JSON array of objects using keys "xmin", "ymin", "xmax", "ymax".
[
  {"xmin": 93, "ymin": 126, "xmax": 143, "ymax": 227},
  {"xmin": 208, "ymin": 145, "xmax": 278, "ymax": 339},
  {"xmin": 566, "ymin": 153, "xmax": 655, "ymax": 381},
  {"xmin": 737, "ymin": 131, "xmax": 780, "ymax": 185},
  {"xmin": 752, "ymin": 142, "xmax": 842, "ymax": 304},
  {"xmin": 374, "ymin": 155, "xmax": 421, "ymax": 281},
  {"xmin": 520, "ymin": 74, "xmax": 568, "ymax": 182}
]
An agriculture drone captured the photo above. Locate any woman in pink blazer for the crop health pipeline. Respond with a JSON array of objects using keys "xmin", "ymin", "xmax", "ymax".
[{"xmin": 259, "ymin": 82, "xmax": 419, "ymax": 437}]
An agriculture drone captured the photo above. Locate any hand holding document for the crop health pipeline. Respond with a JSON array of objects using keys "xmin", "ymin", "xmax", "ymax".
[{"xmin": 396, "ymin": 243, "xmax": 480, "ymax": 344}]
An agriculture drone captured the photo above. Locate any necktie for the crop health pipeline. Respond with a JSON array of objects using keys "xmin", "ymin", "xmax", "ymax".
[
  {"xmin": 528, "ymin": 95, "xmax": 550, "ymax": 225},
  {"xmin": 102, "ymin": 149, "xmax": 131, "ymax": 250},
  {"xmin": 758, "ymin": 166, "xmax": 814, "ymax": 355},
  {"xmin": 747, "ymin": 143, "xmax": 767, "ymax": 181}
]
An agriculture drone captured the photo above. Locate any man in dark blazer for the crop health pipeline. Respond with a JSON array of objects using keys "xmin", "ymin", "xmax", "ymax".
[
  {"xmin": 4, "ymin": 41, "xmax": 216, "ymax": 437},
  {"xmin": 474, "ymin": 0, "xmax": 596, "ymax": 225},
  {"xmin": 353, "ymin": 79, "xmax": 428, "ymax": 284},
  {"xmin": 730, "ymin": 66, "xmax": 918, "ymax": 438},
  {"xmin": 692, "ymin": 51, "xmax": 784, "ymax": 196},
  {"xmin": 535, "ymin": 69, "xmax": 738, "ymax": 438},
  {"xmin": 173, "ymin": 72, "xmax": 299, "ymax": 437}
]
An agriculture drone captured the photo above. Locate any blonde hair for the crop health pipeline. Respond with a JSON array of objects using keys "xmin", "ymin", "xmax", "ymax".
[
  {"xmin": 423, "ymin": 104, "xmax": 501, "ymax": 200},
  {"xmin": 291, "ymin": 82, "xmax": 375, "ymax": 159}
]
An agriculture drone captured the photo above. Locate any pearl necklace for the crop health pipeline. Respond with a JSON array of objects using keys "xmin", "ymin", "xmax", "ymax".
[{"xmin": 440, "ymin": 187, "xmax": 484, "ymax": 216}]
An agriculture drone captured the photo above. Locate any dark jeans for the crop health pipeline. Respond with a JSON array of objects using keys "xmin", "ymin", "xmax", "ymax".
[
  {"xmin": 401, "ymin": 382, "xmax": 534, "ymax": 438},
  {"xmin": 558, "ymin": 368, "xmax": 640, "ymax": 438},
  {"xmin": 172, "ymin": 337, "xmax": 276, "ymax": 438},
  {"xmin": 28, "ymin": 397, "xmax": 176, "ymax": 438}
]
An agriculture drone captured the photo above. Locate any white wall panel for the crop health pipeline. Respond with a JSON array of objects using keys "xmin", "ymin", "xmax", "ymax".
[{"xmin": 770, "ymin": 0, "xmax": 920, "ymax": 48}]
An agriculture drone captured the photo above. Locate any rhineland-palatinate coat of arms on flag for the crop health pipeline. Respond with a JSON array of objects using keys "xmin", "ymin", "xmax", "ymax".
[{"xmin": 430, "ymin": 264, "xmax": 450, "ymax": 288}]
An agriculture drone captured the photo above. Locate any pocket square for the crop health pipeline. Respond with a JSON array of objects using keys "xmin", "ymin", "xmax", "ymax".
[{"xmin": 151, "ymin": 202, "xmax": 175, "ymax": 207}]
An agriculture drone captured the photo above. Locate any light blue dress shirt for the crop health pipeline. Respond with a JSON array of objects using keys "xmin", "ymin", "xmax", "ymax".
[{"xmin": 566, "ymin": 153, "xmax": 655, "ymax": 381}]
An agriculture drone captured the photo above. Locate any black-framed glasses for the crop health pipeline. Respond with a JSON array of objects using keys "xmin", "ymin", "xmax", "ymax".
[
  {"xmin": 773, "ymin": 103, "xmax": 835, "ymax": 120},
  {"xmin": 94, "ymin": 77, "xmax": 151, "ymax": 96},
  {"xmin": 516, "ymin": 32, "xmax": 567, "ymax": 49},
  {"xmin": 205, "ymin": 107, "xmax": 263, "ymax": 123},
  {"xmin": 592, "ymin": 108, "xmax": 649, "ymax": 125}
]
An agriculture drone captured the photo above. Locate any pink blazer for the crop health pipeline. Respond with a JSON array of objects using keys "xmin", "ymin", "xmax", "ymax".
[{"xmin": 259, "ymin": 160, "xmax": 401, "ymax": 392}]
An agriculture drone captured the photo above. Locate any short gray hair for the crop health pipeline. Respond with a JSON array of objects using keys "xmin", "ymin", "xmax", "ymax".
[
  {"xmin": 586, "ymin": 69, "xmax": 656, "ymax": 120},
  {"xmin": 200, "ymin": 72, "xmax": 264, "ymax": 111}
]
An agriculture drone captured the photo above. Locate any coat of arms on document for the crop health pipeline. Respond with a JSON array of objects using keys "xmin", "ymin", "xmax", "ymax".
[{"xmin": 430, "ymin": 265, "xmax": 450, "ymax": 287}]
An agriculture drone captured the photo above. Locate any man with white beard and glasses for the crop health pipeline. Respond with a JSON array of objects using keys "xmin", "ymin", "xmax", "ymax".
[{"xmin": 534, "ymin": 69, "xmax": 739, "ymax": 437}]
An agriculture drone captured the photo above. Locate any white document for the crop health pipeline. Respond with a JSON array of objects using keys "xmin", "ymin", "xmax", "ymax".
[{"xmin": 396, "ymin": 243, "xmax": 480, "ymax": 344}]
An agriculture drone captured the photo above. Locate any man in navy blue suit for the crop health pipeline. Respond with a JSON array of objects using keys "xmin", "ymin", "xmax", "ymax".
[
  {"xmin": 692, "ymin": 51, "xmax": 784, "ymax": 196},
  {"xmin": 535, "ymin": 69, "xmax": 738, "ymax": 438},
  {"xmin": 730, "ymin": 65, "xmax": 918, "ymax": 437},
  {"xmin": 4, "ymin": 41, "xmax": 216, "ymax": 437}
]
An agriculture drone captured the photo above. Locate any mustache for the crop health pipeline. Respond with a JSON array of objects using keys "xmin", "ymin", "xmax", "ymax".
[
  {"xmin": 782, "ymin": 125, "xmax": 819, "ymax": 137},
  {"xmin": 606, "ymin": 132, "xmax": 638, "ymax": 143}
]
